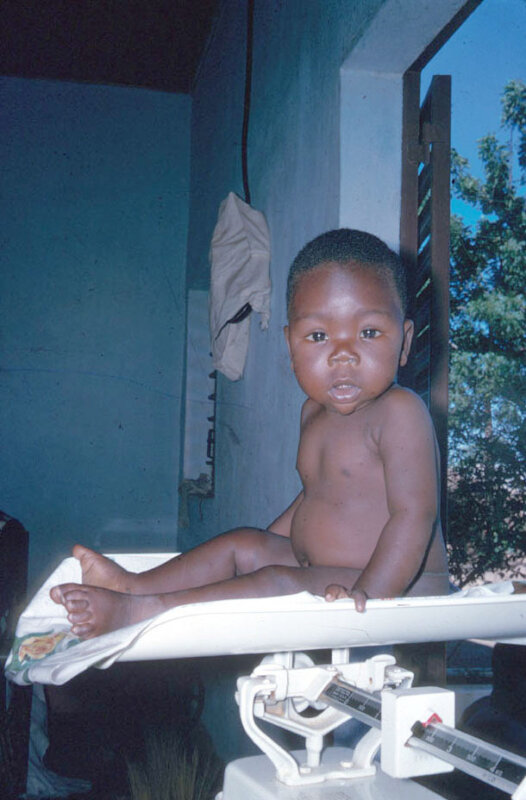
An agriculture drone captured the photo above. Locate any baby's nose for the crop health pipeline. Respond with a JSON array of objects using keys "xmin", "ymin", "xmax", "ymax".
[{"xmin": 329, "ymin": 342, "xmax": 359, "ymax": 364}]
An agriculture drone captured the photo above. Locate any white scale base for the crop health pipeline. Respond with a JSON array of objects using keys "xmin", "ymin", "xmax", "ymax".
[{"xmin": 218, "ymin": 747, "xmax": 442, "ymax": 800}]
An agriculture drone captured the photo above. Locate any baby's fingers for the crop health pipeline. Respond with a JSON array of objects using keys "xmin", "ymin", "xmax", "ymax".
[
  {"xmin": 348, "ymin": 588, "xmax": 368, "ymax": 613},
  {"xmin": 324, "ymin": 585, "xmax": 368, "ymax": 612},
  {"xmin": 324, "ymin": 584, "xmax": 350, "ymax": 602}
]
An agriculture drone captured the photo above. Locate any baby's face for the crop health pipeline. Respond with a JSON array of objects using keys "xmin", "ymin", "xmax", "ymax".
[{"xmin": 284, "ymin": 262, "xmax": 413, "ymax": 415}]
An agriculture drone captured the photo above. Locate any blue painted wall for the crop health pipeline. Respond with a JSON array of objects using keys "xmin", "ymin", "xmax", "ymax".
[{"xmin": 1, "ymin": 78, "xmax": 191, "ymax": 590}]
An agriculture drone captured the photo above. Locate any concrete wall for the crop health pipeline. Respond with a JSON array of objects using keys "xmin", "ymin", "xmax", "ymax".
[{"xmin": 0, "ymin": 78, "xmax": 191, "ymax": 590}]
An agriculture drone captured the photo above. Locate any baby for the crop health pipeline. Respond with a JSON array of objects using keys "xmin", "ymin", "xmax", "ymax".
[{"xmin": 51, "ymin": 228, "xmax": 449, "ymax": 638}]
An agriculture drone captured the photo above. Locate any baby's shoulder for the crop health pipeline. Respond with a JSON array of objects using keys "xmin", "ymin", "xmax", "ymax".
[
  {"xmin": 374, "ymin": 385, "xmax": 431, "ymax": 424},
  {"xmin": 300, "ymin": 397, "xmax": 322, "ymax": 426},
  {"xmin": 382, "ymin": 384, "xmax": 424, "ymax": 407}
]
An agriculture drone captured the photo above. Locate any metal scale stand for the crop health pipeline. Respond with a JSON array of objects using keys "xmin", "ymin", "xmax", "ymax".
[{"xmin": 217, "ymin": 652, "xmax": 526, "ymax": 800}]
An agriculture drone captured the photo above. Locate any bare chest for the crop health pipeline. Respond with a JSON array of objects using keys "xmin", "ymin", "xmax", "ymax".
[{"xmin": 297, "ymin": 406, "xmax": 381, "ymax": 492}]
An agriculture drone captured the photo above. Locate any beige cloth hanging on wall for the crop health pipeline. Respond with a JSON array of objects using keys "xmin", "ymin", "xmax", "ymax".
[{"xmin": 209, "ymin": 192, "xmax": 271, "ymax": 380}]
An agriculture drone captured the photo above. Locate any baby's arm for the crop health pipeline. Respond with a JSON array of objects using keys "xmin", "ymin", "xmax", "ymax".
[
  {"xmin": 327, "ymin": 390, "xmax": 441, "ymax": 607},
  {"xmin": 354, "ymin": 390, "xmax": 440, "ymax": 597}
]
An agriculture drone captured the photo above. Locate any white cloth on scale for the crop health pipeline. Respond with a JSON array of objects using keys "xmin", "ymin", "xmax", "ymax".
[{"xmin": 209, "ymin": 192, "xmax": 271, "ymax": 380}]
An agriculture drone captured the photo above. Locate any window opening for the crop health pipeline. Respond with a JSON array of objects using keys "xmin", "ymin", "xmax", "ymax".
[
  {"xmin": 400, "ymin": 71, "xmax": 452, "ymax": 531},
  {"xmin": 416, "ymin": 0, "xmax": 526, "ymax": 590}
]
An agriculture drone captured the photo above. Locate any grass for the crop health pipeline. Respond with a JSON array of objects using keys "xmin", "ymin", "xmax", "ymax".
[{"xmin": 126, "ymin": 724, "xmax": 223, "ymax": 800}]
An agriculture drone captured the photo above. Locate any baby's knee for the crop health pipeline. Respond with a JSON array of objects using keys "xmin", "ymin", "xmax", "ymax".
[{"xmin": 225, "ymin": 527, "xmax": 272, "ymax": 574}]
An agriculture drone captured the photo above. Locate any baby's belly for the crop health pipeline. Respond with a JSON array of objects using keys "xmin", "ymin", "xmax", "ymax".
[
  {"xmin": 290, "ymin": 495, "xmax": 449, "ymax": 582},
  {"xmin": 290, "ymin": 497, "xmax": 386, "ymax": 568}
]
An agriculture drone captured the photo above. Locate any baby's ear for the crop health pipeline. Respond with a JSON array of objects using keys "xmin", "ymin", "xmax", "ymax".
[{"xmin": 399, "ymin": 319, "xmax": 414, "ymax": 367}]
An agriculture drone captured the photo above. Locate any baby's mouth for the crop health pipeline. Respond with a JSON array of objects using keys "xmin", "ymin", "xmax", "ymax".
[{"xmin": 328, "ymin": 381, "xmax": 360, "ymax": 403}]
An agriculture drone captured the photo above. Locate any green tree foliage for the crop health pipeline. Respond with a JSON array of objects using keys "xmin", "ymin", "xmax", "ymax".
[{"xmin": 447, "ymin": 80, "xmax": 526, "ymax": 586}]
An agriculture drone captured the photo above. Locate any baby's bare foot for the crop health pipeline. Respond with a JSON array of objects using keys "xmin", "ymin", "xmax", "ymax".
[
  {"xmin": 50, "ymin": 583, "xmax": 164, "ymax": 638},
  {"xmin": 72, "ymin": 545, "xmax": 137, "ymax": 593}
]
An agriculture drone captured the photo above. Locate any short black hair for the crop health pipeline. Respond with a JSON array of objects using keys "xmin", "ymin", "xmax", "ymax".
[{"xmin": 287, "ymin": 228, "xmax": 408, "ymax": 315}]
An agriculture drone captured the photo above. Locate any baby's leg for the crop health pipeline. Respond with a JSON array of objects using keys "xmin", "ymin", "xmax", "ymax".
[
  {"xmin": 69, "ymin": 529, "xmax": 299, "ymax": 595},
  {"xmin": 51, "ymin": 558, "xmax": 304, "ymax": 639},
  {"xmin": 50, "ymin": 530, "xmax": 300, "ymax": 637}
]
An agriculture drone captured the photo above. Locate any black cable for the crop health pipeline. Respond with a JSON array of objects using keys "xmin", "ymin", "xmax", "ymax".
[
  {"xmin": 214, "ymin": 302, "xmax": 252, "ymax": 340},
  {"xmin": 242, "ymin": 0, "xmax": 255, "ymax": 205}
]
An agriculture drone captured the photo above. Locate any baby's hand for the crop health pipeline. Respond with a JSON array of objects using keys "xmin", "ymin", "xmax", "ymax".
[
  {"xmin": 324, "ymin": 584, "xmax": 349, "ymax": 602},
  {"xmin": 324, "ymin": 584, "xmax": 368, "ymax": 613}
]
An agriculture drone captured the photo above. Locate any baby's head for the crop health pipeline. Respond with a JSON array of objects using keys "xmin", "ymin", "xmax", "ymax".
[
  {"xmin": 287, "ymin": 228, "xmax": 408, "ymax": 318},
  {"xmin": 285, "ymin": 229, "xmax": 413, "ymax": 414}
]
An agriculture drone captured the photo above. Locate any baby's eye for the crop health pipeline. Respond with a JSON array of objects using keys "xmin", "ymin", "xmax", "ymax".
[
  {"xmin": 307, "ymin": 331, "xmax": 327, "ymax": 342},
  {"xmin": 361, "ymin": 328, "xmax": 380, "ymax": 339}
]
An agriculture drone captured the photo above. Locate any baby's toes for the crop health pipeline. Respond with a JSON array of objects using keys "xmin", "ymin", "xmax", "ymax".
[
  {"xmin": 62, "ymin": 589, "xmax": 90, "ymax": 610},
  {"xmin": 66, "ymin": 603, "xmax": 92, "ymax": 624},
  {"xmin": 50, "ymin": 582, "xmax": 83, "ymax": 604},
  {"xmin": 71, "ymin": 621, "xmax": 96, "ymax": 638},
  {"xmin": 50, "ymin": 586, "xmax": 64, "ymax": 604}
]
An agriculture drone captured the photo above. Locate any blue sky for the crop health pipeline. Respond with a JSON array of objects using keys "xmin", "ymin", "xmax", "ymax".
[{"xmin": 422, "ymin": 0, "xmax": 526, "ymax": 223}]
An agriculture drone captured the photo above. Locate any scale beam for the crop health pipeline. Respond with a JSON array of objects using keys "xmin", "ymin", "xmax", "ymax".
[
  {"xmin": 321, "ymin": 677, "xmax": 382, "ymax": 728},
  {"xmin": 410, "ymin": 719, "xmax": 526, "ymax": 798},
  {"xmin": 324, "ymin": 673, "xmax": 526, "ymax": 797}
]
